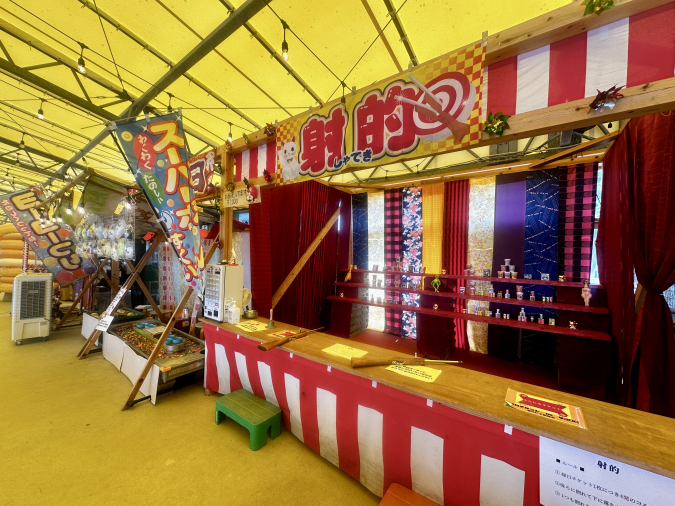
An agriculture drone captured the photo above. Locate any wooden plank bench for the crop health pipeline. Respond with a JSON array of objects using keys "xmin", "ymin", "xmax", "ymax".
[
  {"xmin": 215, "ymin": 389, "xmax": 282, "ymax": 451},
  {"xmin": 379, "ymin": 483, "xmax": 440, "ymax": 506}
]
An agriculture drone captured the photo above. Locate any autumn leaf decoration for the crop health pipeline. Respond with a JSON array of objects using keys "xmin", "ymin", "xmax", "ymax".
[
  {"xmin": 483, "ymin": 111, "xmax": 511, "ymax": 137},
  {"xmin": 588, "ymin": 85, "xmax": 624, "ymax": 113},
  {"xmin": 582, "ymin": 0, "xmax": 614, "ymax": 16}
]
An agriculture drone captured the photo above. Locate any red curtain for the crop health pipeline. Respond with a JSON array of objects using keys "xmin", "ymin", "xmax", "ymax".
[
  {"xmin": 295, "ymin": 182, "xmax": 345, "ymax": 330},
  {"xmin": 598, "ymin": 113, "xmax": 675, "ymax": 416},
  {"xmin": 250, "ymin": 181, "xmax": 350, "ymax": 330},
  {"xmin": 443, "ymin": 180, "xmax": 470, "ymax": 349},
  {"xmin": 250, "ymin": 184, "xmax": 302, "ymax": 323},
  {"xmin": 384, "ymin": 189, "xmax": 403, "ymax": 335}
]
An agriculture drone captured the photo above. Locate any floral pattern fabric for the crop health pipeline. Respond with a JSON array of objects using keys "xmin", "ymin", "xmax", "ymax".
[
  {"xmin": 402, "ymin": 187, "xmax": 422, "ymax": 339},
  {"xmin": 367, "ymin": 192, "xmax": 385, "ymax": 331},
  {"xmin": 467, "ymin": 176, "xmax": 496, "ymax": 354}
]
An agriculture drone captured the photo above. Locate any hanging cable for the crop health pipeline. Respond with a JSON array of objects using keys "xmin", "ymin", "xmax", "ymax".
[{"xmin": 92, "ymin": 0, "xmax": 126, "ymax": 91}]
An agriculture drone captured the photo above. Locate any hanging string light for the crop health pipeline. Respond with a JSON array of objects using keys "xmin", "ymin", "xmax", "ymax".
[
  {"xmin": 19, "ymin": 134, "xmax": 25, "ymax": 149},
  {"xmin": 37, "ymin": 100, "xmax": 44, "ymax": 120},
  {"xmin": 15, "ymin": 155, "xmax": 20, "ymax": 166},
  {"xmin": 4, "ymin": 170, "xmax": 8, "ymax": 180},
  {"xmin": 281, "ymin": 20, "xmax": 289, "ymax": 61},
  {"xmin": 77, "ymin": 42, "xmax": 87, "ymax": 74},
  {"xmin": 227, "ymin": 122, "xmax": 233, "ymax": 144},
  {"xmin": 167, "ymin": 93, "xmax": 173, "ymax": 113}
]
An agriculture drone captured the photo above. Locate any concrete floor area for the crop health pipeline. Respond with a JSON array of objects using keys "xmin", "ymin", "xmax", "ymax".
[{"xmin": 0, "ymin": 302, "xmax": 378, "ymax": 505}]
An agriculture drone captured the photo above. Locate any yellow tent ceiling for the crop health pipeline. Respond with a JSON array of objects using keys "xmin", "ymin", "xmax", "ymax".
[{"xmin": 0, "ymin": 0, "xmax": 568, "ymax": 191}]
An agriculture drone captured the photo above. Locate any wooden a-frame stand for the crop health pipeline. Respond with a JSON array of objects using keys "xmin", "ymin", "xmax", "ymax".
[
  {"xmin": 77, "ymin": 234, "xmax": 164, "ymax": 358},
  {"xmin": 54, "ymin": 257, "xmax": 110, "ymax": 330},
  {"xmin": 121, "ymin": 238, "xmax": 220, "ymax": 410}
]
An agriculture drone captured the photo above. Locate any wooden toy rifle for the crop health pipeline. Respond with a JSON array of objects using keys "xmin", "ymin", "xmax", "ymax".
[
  {"xmin": 258, "ymin": 327, "xmax": 325, "ymax": 351},
  {"xmin": 351, "ymin": 357, "xmax": 463, "ymax": 368}
]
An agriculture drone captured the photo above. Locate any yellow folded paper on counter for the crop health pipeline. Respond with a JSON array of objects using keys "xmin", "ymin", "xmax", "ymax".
[
  {"xmin": 385, "ymin": 364, "xmax": 441, "ymax": 382},
  {"xmin": 322, "ymin": 343, "xmax": 368, "ymax": 359},
  {"xmin": 234, "ymin": 321, "xmax": 268, "ymax": 332}
]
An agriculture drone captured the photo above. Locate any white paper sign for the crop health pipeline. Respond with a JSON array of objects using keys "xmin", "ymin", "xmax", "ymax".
[
  {"xmin": 95, "ymin": 315, "xmax": 115, "ymax": 332},
  {"xmin": 224, "ymin": 186, "xmax": 261, "ymax": 208},
  {"xmin": 540, "ymin": 437, "xmax": 675, "ymax": 506}
]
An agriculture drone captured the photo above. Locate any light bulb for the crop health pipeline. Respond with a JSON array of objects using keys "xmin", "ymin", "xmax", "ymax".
[
  {"xmin": 66, "ymin": 208, "xmax": 72, "ymax": 215},
  {"xmin": 19, "ymin": 136, "xmax": 25, "ymax": 149},
  {"xmin": 228, "ymin": 131, "xmax": 232, "ymax": 143},
  {"xmin": 78, "ymin": 56, "xmax": 86, "ymax": 74},
  {"xmin": 38, "ymin": 102, "xmax": 44, "ymax": 120},
  {"xmin": 4, "ymin": 171, "xmax": 7, "ymax": 180},
  {"xmin": 15, "ymin": 156, "xmax": 19, "ymax": 166},
  {"xmin": 282, "ymin": 40, "xmax": 288, "ymax": 61},
  {"xmin": 78, "ymin": 206, "xmax": 84, "ymax": 214}
]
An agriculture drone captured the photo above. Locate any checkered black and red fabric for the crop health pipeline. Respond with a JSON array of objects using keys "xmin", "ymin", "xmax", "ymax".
[
  {"xmin": 384, "ymin": 189, "xmax": 402, "ymax": 335},
  {"xmin": 558, "ymin": 163, "xmax": 598, "ymax": 282}
]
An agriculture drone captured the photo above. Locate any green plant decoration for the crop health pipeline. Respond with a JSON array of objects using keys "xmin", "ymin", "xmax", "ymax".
[
  {"xmin": 483, "ymin": 111, "xmax": 511, "ymax": 137},
  {"xmin": 583, "ymin": 0, "xmax": 614, "ymax": 16}
]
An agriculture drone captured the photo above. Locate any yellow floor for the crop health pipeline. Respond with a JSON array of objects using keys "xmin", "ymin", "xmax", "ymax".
[{"xmin": 0, "ymin": 302, "xmax": 378, "ymax": 506}]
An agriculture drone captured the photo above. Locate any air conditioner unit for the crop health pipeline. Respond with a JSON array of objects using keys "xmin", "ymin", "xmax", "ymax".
[{"xmin": 12, "ymin": 273, "xmax": 53, "ymax": 345}]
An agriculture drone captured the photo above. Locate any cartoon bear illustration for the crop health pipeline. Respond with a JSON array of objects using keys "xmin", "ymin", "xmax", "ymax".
[{"xmin": 279, "ymin": 136, "xmax": 301, "ymax": 181}]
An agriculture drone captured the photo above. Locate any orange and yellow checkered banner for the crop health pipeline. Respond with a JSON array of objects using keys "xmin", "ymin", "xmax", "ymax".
[{"xmin": 276, "ymin": 42, "xmax": 485, "ymax": 184}]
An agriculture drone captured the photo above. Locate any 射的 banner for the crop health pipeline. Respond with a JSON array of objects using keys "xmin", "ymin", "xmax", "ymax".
[
  {"xmin": 0, "ymin": 187, "xmax": 98, "ymax": 284},
  {"xmin": 276, "ymin": 42, "xmax": 485, "ymax": 184},
  {"xmin": 113, "ymin": 111, "xmax": 203, "ymax": 291}
]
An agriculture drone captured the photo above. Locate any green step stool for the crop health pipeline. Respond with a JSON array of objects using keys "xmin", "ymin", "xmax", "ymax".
[{"xmin": 215, "ymin": 389, "xmax": 282, "ymax": 451}]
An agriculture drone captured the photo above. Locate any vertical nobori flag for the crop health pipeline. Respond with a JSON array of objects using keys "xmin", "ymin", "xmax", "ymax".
[{"xmin": 114, "ymin": 111, "xmax": 203, "ymax": 290}]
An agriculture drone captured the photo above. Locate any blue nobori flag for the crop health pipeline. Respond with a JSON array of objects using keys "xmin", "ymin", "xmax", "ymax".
[{"xmin": 114, "ymin": 111, "xmax": 203, "ymax": 291}]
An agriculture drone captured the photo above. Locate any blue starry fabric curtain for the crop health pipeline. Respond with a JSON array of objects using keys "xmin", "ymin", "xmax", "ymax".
[
  {"xmin": 352, "ymin": 193, "xmax": 369, "ymax": 270},
  {"xmin": 523, "ymin": 169, "xmax": 559, "ymax": 366}
]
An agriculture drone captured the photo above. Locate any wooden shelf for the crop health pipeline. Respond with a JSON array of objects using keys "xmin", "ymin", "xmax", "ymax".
[
  {"xmin": 328, "ymin": 296, "xmax": 612, "ymax": 342},
  {"xmin": 334, "ymin": 282, "xmax": 609, "ymax": 314},
  {"xmin": 341, "ymin": 269, "xmax": 603, "ymax": 289}
]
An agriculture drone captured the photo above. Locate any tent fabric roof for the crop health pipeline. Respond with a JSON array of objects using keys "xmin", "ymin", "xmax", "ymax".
[{"xmin": 0, "ymin": 0, "xmax": 568, "ymax": 195}]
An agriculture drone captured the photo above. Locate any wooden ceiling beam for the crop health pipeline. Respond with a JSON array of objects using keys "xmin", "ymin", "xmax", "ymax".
[{"xmin": 220, "ymin": 0, "xmax": 668, "ymax": 159}]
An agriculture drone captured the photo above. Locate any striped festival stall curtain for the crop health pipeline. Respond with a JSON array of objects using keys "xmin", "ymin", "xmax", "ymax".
[
  {"xmin": 384, "ymin": 189, "xmax": 403, "ymax": 336},
  {"xmin": 234, "ymin": 141, "xmax": 277, "ymax": 182}
]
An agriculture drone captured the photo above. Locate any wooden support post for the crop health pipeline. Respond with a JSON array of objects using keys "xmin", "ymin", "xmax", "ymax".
[
  {"xmin": 635, "ymin": 283, "xmax": 647, "ymax": 315},
  {"xmin": 110, "ymin": 259, "xmax": 120, "ymax": 299},
  {"xmin": 77, "ymin": 234, "xmax": 163, "ymax": 358},
  {"xmin": 121, "ymin": 286, "xmax": 193, "ymax": 410},
  {"xmin": 220, "ymin": 146, "xmax": 234, "ymax": 262},
  {"xmin": 124, "ymin": 259, "xmax": 166, "ymax": 323},
  {"xmin": 270, "ymin": 207, "xmax": 341, "ymax": 309},
  {"xmin": 54, "ymin": 258, "xmax": 109, "ymax": 330},
  {"xmin": 121, "ymin": 239, "xmax": 220, "ymax": 410}
]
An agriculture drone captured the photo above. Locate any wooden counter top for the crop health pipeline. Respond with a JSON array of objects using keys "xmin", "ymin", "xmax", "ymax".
[{"xmin": 202, "ymin": 316, "xmax": 675, "ymax": 480}]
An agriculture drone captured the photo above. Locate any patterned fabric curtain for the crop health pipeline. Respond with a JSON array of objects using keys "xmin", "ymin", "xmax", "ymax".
[
  {"xmin": 401, "ymin": 187, "xmax": 422, "ymax": 339},
  {"xmin": 558, "ymin": 163, "xmax": 598, "ymax": 282},
  {"xmin": 422, "ymin": 183, "xmax": 444, "ymax": 275},
  {"xmin": 522, "ymin": 169, "xmax": 559, "ymax": 368},
  {"xmin": 352, "ymin": 193, "xmax": 369, "ymax": 270},
  {"xmin": 466, "ymin": 176, "xmax": 496, "ymax": 354},
  {"xmin": 443, "ymin": 179, "xmax": 470, "ymax": 349},
  {"xmin": 384, "ymin": 189, "xmax": 403, "ymax": 335},
  {"xmin": 368, "ymin": 192, "xmax": 385, "ymax": 331}
]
